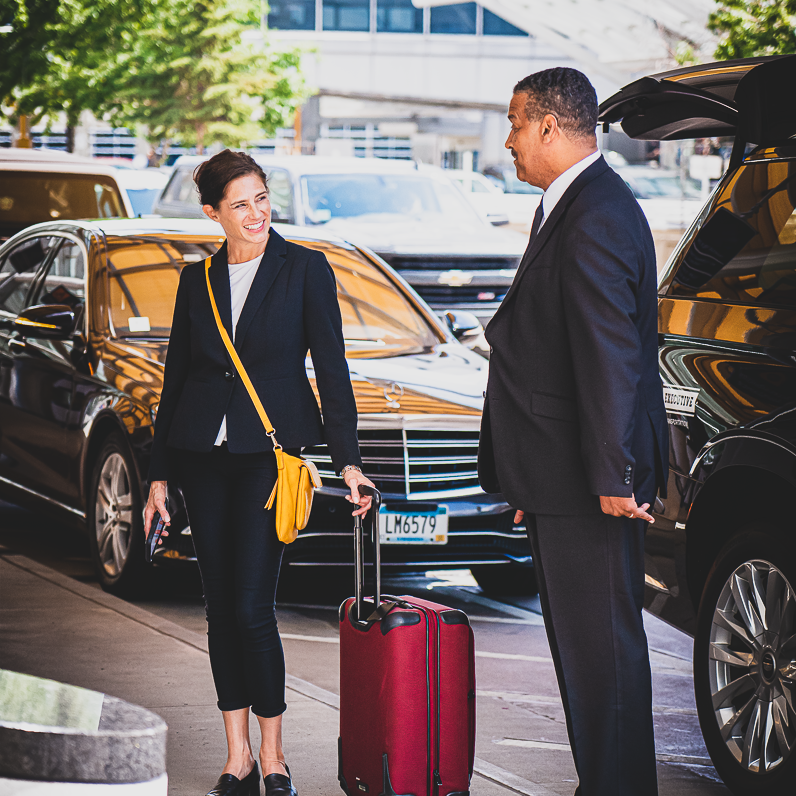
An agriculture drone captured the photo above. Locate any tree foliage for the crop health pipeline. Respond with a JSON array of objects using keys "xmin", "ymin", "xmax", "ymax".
[
  {"xmin": 0, "ymin": 0, "xmax": 153, "ymax": 126},
  {"xmin": 709, "ymin": 0, "xmax": 796, "ymax": 59},
  {"xmin": 0, "ymin": 0, "xmax": 306, "ymax": 150},
  {"xmin": 107, "ymin": 0, "xmax": 305, "ymax": 152}
]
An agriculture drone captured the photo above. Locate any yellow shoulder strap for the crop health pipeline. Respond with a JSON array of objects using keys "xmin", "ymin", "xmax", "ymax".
[{"xmin": 204, "ymin": 256, "xmax": 280, "ymax": 447}]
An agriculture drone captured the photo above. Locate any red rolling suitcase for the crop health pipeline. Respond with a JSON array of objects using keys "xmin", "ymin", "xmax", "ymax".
[{"xmin": 338, "ymin": 486, "xmax": 476, "ymax": 796}]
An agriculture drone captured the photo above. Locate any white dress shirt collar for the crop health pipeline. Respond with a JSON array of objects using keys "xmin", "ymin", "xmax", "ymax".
[{"xmin": 539, "ymin": 149, "xmax": 601, "ymax": 228}]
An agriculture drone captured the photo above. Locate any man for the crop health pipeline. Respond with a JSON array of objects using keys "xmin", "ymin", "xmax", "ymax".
[{"xmin": 478, "ymin": 68, "xmax": 668, "ymax": 796}]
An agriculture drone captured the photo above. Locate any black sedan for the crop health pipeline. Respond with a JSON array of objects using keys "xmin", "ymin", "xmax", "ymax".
[{"xmin": 0, "ymin": 218, "xmax": 531, "ymax": 596}]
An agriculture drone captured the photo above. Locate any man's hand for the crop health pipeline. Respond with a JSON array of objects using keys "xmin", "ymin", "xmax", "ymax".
[
  {"xmin": 600, "ymin": 495, "xmax": 654, "ymax": 523},
  {"xmin": 514, "ymin": 510, "xmax": 524, "ymax": 524}
]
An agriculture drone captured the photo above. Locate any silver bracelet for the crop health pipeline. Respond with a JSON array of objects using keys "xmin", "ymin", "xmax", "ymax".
[{"xmin": 340, "ymin": 464, "xmax": 362, "ymax": 477}]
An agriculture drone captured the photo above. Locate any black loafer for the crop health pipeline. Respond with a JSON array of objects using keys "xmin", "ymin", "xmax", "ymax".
[
  {"xmin": 263, "ymin": 763, "xmax": 297, "ymax": 796},
  {"xmin": 207, "ymin": 762, "xmax": 260, "ymax": 796}
]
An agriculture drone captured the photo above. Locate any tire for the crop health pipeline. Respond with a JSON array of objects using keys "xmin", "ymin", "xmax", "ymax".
[
  {"xmin": 87, "ymin": 432, "xmax": 147, "ymax": 596},
  {"xmin": 471, "ymin": 564, "xmax": 538, "ymax": 596},
  {"xmin": 694, "ymin": 526, "xmax": 796, "ymax": 795}
]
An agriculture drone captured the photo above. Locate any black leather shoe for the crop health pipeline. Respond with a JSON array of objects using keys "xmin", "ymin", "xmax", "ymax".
[
  {"xmin": 263, "ymin": 762, "xmax": 297, "ymax": 796},
  {"xmin": 206, "ymin": 763, "xmax": 260, "ymax": 796}
]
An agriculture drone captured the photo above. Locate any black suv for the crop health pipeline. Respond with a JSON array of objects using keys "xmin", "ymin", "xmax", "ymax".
[{"xmin": 600, "ymin": 55, "xmax": 796, "ymax": 795}]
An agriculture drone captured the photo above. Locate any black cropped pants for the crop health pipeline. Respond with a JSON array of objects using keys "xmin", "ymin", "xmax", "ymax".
[{"xmin": 177, "ymin": 444, "xmax": 286, "ymax": 718}]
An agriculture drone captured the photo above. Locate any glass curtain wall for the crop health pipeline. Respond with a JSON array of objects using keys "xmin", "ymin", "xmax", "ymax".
[
  {"xmin": 377, "ymin": 0, "xmax": 423, "ymax": 32},
  {"xmin": 429, "ymin": 2, "xmax": 476, "ymax": 34},
  {"xmin": 267, "ymin": 0, "xmax": 316, "ymax": 30},
  {"xmin": 483, "ymin": 8, "xmax": 526, "ymax": 35},
  {"xmin": 324, "ymin": 0, "xmax": 370, "ymax": 30},
  {"xmin": 268, "ymin": 0, "xmax": 528, "ymax": 35}
]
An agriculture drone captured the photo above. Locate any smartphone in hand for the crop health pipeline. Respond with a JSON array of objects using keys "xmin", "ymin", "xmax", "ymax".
[{"xmin": 145, "ymin": 500, "xmax": 169, "ymax": 564}]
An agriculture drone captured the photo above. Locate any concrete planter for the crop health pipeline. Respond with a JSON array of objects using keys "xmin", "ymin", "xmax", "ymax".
[{"xmin": 0, "ymin": 670, "xmax": 166, "ymax": 794}]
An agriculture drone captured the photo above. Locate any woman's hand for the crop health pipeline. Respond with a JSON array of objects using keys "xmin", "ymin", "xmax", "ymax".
[
  {"xmin": 343, "ymin": 469, "xmax": 377, "ymax": 517},
  {"xmin": 143, "ymin": 481, "xmax": 171, "ymax": 542}
]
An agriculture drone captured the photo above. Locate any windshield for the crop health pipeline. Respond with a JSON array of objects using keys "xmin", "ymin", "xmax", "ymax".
[
  {"xmin": 0, "ymin": 172, "xmax": 126, "ymax": 226},
  {"xmin": 622, "ymin": 172, "xmax": 701, "ymax": 200},
  {"xmin": 104, "ymin": 235, "xmax": 442, "ymax": 356},
  {"xmin": 300, "ymin": 173, "xmax": 481, "ymax": 225},
  {"xmin": 126, "ymin": 189, "xmax": 161, "ymax": 216}
]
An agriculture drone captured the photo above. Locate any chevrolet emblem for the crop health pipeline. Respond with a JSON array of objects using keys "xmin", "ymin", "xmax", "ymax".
[{"xmin": 437, "ymin": 270, "xmax": 473, "ymax": 287}]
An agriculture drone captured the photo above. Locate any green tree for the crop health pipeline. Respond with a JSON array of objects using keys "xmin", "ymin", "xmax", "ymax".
[
  {"xmin": 709, "ymin": 0, "xmax": 796, "ymax": 59},
  {"xmin": 0, "ymin": 0, "xmax": 155, "ymax": 145},
  {"xmin": 0, "ymin": 0, "xmax": 306, "ymax": 152},
  {"xmin": 104, "ymin": 0, "xmax": 306, "ymax": 152}
]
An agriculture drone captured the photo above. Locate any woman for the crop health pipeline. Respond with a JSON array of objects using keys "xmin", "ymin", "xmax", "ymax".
[{"xmin": 144, "ymin": 149, "xmax": 374, "ymax": 796}]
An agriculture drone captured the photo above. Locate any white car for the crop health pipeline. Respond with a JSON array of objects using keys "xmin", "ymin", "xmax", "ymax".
[
  {"xmin": 444, "ymin": 170, "xmax": 512, "ymax": 227},
  {"xmin": 615, "ymin": 165, "xmax": 704, "ymax": 231},
  {"xmin": 0, "ymin": 148, "xmax": 133, "ymax": 241},
  {"xmin": 154, "ymin": 155, "xmax": 527, "ymax": 327},
  {"xmin": 111, "ymin": 167, "xmax": 169, "ymax": 217}
]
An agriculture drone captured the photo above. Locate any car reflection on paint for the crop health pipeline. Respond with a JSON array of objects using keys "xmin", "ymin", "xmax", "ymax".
[{"xmin": 0, "ymin": 217, "xmax": 532, "ymax": 598}]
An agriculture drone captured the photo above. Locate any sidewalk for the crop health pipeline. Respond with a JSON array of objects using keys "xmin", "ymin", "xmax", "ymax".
[{"xmin": 0, "ymin": 554, "xmax": 539, "ymax": 796}]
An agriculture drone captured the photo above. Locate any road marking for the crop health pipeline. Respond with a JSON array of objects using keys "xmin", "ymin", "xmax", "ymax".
[
  {"xmin": 478, "ymin": 690, "xmax": 698, "ymax": 716},
  {"xmin": 472, "ymin": 758, "xmax": 559, "ymax": 796},
  {"xmin": 281, "ymin": 633, "xmax": 339, "ymax": 643},
  {"xmin": 497, "ymin": 739, "xmax": 572, "ymax": 751},
  {"xmin": 477, "ymin": 651, "xmax": 552, "ymax": 663},
  {"xmin": 495, "ymin": 739, "xmax": 711, "ymax": 766},
  {"xmin": 469, "ymin": 616, "xmax": 544, "ymax": 625},
  {"xmin": 281, "ymin": 634, "xmax": 556, "ymax": 663},
  {"xmin": 478, "ymin": 690, "xmax": 559, "ymax": 705},
  {"xmin": 434, "ymin": 586, "xmax": 545, "ymax": 623}
]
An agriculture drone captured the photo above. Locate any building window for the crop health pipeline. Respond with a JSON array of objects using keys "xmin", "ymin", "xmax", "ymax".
[
  {"xmin": 430, "ymin": 2, "xmax": 476, "ymax": 34},
  {"xmin": 483, "ymin": 8, "xmax": 526, "ymax": 36},
  {"xmin": 323, "ymin": 0, "xmax": 370, "ymax": 31},
  {"xmin": 377, "ymin": 0, "xmax": 423, "ymax": 33},
  {"xmin": 267, "ymin": 0, "xmax": 316, "ymax": 30}
]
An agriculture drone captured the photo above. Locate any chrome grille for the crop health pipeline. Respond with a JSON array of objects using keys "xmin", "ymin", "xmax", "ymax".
[{"xmin": 303, "ymin": 428, "xmax": 482, "ymax": 499}]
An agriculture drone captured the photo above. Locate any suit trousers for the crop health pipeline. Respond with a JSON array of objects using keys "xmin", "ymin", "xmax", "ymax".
[
  {"xmin": 527, "ymin": 512, "xmax": 658, "ymax": 796},
  {"xmin": 176, "ymin": 444, "xmax": 287, "ymax": 718}
]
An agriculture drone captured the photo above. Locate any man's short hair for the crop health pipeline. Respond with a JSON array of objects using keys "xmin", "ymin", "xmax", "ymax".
[{"xmin": 513, "ymin": 68, "xmax": 598, "ymax": 140}]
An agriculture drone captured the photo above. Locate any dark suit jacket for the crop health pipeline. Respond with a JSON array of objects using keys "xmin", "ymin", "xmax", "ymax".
[
  {"xmin": 148, "ymin": 228, "xmax": 362, "ymax": 482},
  {"xmin": 478, "ymin": 156, "xmax": 668, "ymax": 515}
]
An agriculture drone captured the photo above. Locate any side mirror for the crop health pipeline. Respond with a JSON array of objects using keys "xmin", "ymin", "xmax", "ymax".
[
  {"xmin": 443, "ymin": 310, "xmax": 483, "ymax": 342},
  {"xmin": 14, "ymin": 304, "xmax": 76, "ymax": 339}
]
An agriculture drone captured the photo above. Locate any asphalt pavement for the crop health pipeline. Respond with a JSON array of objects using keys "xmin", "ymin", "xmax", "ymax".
[{"xmin": 0, "ymin": 500, "xmax": 730, "ymax": 795}]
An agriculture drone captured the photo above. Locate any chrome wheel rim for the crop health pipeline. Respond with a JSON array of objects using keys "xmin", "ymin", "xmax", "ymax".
[
  {"xmin": 94, "ymin": 453, "xmax": 134, "ymax": 577},
  {"xmin": 709, "ymin": 558, "xmax": 796, "ymax": 773}
]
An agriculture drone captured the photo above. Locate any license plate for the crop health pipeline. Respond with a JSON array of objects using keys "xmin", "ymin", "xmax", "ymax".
[{"xmin": 379, "ymin": 506, "xmax": 448, "ymax": 544}]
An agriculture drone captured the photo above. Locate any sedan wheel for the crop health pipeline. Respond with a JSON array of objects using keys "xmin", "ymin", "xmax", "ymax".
[
  {"xmin": 88, "ymin": 433, "xmax": 145, "ymax": 594},
  {"xmin": 695, "ymin": 529, "xmax": 796, "ymax": 794},
  {"xmin": 95, "ymin": 453, "xmax": 134, "ymax": 577}
]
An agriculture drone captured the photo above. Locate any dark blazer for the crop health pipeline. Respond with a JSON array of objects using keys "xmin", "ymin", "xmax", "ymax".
[
  {"xmin": 148, "ymin": 228, "xmax": 362, "ymax": 482},
  {"xmin": 478, "ymin": 156, "xmax": 668, "ymax": 515}
]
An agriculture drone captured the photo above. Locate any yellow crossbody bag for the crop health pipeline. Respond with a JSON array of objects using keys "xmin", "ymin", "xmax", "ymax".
[{"xmin": 205, "ymin": 257, "xmax": 322, "ymax": 544}]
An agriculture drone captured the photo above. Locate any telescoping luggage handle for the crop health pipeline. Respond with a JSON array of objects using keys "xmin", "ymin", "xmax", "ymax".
[{"xmin": 353, "ymin": 483, "xmax": 391, "ymax": 623}]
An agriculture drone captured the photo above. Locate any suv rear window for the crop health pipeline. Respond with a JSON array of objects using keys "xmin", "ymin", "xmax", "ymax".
[
  {"xmin": 668, "ymin": 160, "xmax": 796, "ymax": 308},
  {"xmin": 0, "ymin": 172, "xmax": 126, "ymax": 227}
]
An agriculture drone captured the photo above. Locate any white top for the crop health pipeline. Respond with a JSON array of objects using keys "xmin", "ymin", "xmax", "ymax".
[
  {"xmin": 539, "ymin": 149, "xmax": 601, "ymax": 229},
  {"xmin": 214, "ymin": 255, "xmax": 263, "ymax": 446}
]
